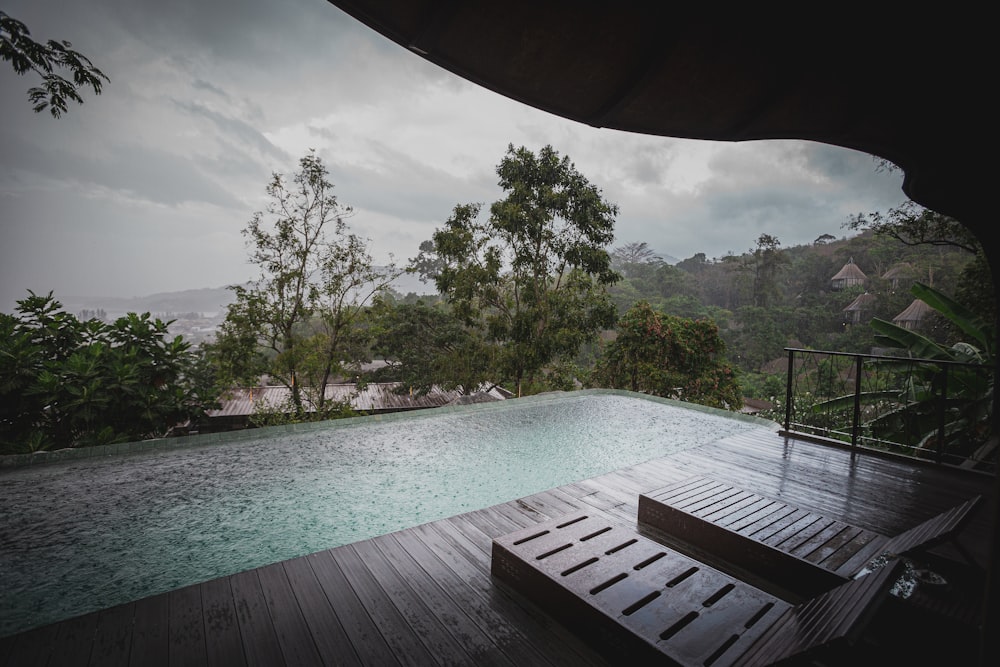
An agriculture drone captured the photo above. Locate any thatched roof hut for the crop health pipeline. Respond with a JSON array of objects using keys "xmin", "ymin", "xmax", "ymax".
[
  {"xmin": 830, "ymin": 258, "xmax": 867, "ymax": 290},
  {"xmin": 892, "ymin": 298, "xmax": 933, "ymax": 330},
  {"xmin": 842, "ymin": 292, "xmax": 876, "ymax": 323},
  {"xmin": 881, "ymin": 263, "xmax": 915, "ymax": 290}
]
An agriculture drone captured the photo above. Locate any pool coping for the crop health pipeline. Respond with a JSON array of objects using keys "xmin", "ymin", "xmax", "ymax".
[{"xmin": 0, "ymin": 389, "xmax": 779, "ymax": 470}]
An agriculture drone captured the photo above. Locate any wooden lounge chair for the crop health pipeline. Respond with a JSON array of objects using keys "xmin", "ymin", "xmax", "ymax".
[
  {"xmin": 637, "ymin": 475, "xmax": 983, "ymax": 598},
  {"xmin": 491, "ymin": 510, "xmax": 904, "ymax": 666}
]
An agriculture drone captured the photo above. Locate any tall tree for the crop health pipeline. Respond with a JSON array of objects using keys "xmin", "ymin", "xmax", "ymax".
[
  {"xmin": 432, "ymin": 144, "xmax": 620, "ymax": 396},
  {"xmin": 745, "ymin": 233, "xmax": 787, "ymax": 309},
  {"xmin": 1, "ymin": 11, "xmax": 108, "ymax": 117},
  {"xmin": 611, "ymin": 241, "xmax": 663, "ymax": 278},
  {"xmin": 214, "ymin": 151, "xmax": 398, "ymax": 417}
]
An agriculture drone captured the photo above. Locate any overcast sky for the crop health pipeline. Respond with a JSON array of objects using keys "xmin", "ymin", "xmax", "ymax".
[{"xmin": 0, "ymin": 0, "xmax": 911, "ymax": 312}]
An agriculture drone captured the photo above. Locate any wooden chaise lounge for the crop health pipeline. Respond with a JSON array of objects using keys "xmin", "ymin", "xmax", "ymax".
[
  {"xmin": 637, "ymin": 475, "xmax": 983, "ymax": 598},
  {"xmin": 491, "ymin": 510, "xmax": 904, "ymax": 666}
]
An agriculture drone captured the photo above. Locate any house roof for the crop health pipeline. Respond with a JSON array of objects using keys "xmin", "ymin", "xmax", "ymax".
[
  {"xmin": 831, "ymin": 259, "xmax": 868, "ymax": 282},
  {"xmin": 882, "ymin": 263, "xmax": 915, "ymax": 281},
  {"xmin": 843, "ymin": 293, "xmax": 876, "ymax": 312},
  {"xmin": 893, "ymin": 298, "xmax": 933, "ymax": 324},
  {"xmin": 208, "ymin": 383, "xmax": 510, "ymax": 418}
]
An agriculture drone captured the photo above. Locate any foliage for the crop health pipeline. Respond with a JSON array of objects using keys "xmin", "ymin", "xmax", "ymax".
[
  {"xmin": 845, "ymin": 200, "xmax": 993, "ymax": 330},
  {"xmin": 367, "ymin": 298, "xmax": 495, "ymax": 396},
  {"xmin": 592, "ymin": 301, "xmax": 743, "ymax": 410},
  {"xmin": 430, "ymin": 144, "xmax": 620, "ymax": 396},
  {"xmin": 814, "ymin": 283, "xmax": 992, "ymax": 461},
  {"xmin": 611, "ymin": 242, "xmax": 663, "ymax": 278},
  {"xmin": 846, "ymin": 201, "xmax": 982, "ymax": 255},
  {"xmin": 211, "ymin": 151, "xmax": 399, "ymax": 419},
  {"xmin": 1, "ymin": 11, "xmax": 108, "ymax": 117},
  {"xmin": 409, "ymin": 239, "xmax": 446, "ymax": 285},
  {"xmin": 247, "ymin": 393, "xmax": 356, "ymax": 428},
  {"xmin": 0, "ymin": 292, "xmax": 219, "ymax": 454},
  {"xmin": 742, "ymin": 234, "xmax": 788, "ymax": 309}
]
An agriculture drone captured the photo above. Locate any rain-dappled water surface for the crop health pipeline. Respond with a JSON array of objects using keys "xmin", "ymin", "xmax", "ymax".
[{"xmin": 0, "ymin": 391, "xmax": 774, "ymax": 636}]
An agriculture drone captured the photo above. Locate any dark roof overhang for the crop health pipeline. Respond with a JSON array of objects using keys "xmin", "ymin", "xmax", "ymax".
[{"xmin": 326, "ymin": 2, "xmax": 993, "ymax": 240}]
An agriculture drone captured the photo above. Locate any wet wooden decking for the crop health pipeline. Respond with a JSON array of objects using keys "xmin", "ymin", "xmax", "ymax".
[{"xmin": 1, "ymin": 430, "xmax": 994, "ymax": 666}]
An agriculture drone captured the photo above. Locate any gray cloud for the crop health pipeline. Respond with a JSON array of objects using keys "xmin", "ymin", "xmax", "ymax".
[{"xmin": 1, "ymin": 0, "xmax": 912, "ymax": 310}]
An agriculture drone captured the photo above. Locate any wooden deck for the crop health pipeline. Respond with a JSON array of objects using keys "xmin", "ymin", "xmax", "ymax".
[{"xmin": 1, "ymin": 430, "xmax": 995, "ymax": 666}]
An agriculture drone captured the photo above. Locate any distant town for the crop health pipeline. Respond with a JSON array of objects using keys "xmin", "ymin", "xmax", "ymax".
[{"xmin": 46, "ymin": 271, "xmax": 434, "ymax": 346}]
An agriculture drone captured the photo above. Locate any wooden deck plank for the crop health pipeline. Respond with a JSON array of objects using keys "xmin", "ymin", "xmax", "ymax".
[
  {"xmin": 329, "ymin": 545, "xmax": 441, "ymax": 667},
  {"xmin": 391, "ymin": 525, "xmax": 567, "ymax": 666},
  {"xmin": 344, "ymin": 540, "xmax": 473, "ymax": 666},
  {"xmin": 47, "ymin": 610, "xmax": 99, "ymax": 667},
  {"xmin": 166, "ymin": 584, "xmax": 207, "ymax": 667},
  {"xmin": 280, "ymin": 556, "xmax": 360, "ymax": 667},
  {"xmin": 228, "ymin": 569, "xmax": 283, "ymax": 667},
  {"xmin": 127, "ymin": 593, "xmax": 168, "ymax": 667},
  {"xmin": 199, "ymin": 576, "xmax": 243, "ymax": 667},
  {"xmin": 428, "ymin": 517, "xmax": 609, "ymax": 667},
  {"xmin": 806, "ymin": 526, "xmax": 867, "ymax": 566},
  {"xmin": 787, "ymin": 519, "xmax": 849, "ymax": 556},
  {"xmin": 370, "ymin": 533, "xmax": 516, "ymax": 667},
  {"xmin": 304, "ymin": 549, "xmax": 401, "ymax": 667},
  {"xmin": 89, "ymin": 603, "xmax": 135, "ymax": 667},
  {"xmin": 3, "ymin": 624, "xmax": 57, "ymax": 667},
  {"xmin": 256, "ymin": 563, "xmax": 324, "ymax": 667},
  {"xmin": 417, "ymin": 518, "xmax": 608, "ymax": 666}
]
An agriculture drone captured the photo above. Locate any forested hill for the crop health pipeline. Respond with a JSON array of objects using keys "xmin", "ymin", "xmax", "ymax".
[{"xmin": 606, "ymin": 228, "xmax": 990, "ymax": 375}]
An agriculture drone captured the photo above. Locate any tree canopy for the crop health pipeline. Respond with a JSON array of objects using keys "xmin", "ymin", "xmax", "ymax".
[
  {"xmin": 592, "ymin": 301, "xmax": 742, "ymax": 410},
  {"xmin": 0, "ymin": 292, "xmax": 218, "ymax": 454},
  {"xmin": 368, "ymin": 298, "xmax": 495, "ymax": 396},
  {"xmin": 1, "ymin": 11, "xmax": 108, "ymax": 117},
  {"xmin": 429, "ymin": 144, "xmax": 620, "ymax": 396},
  {"xmin": 211, "ymin": 151, "xmax": 398, "ymax": 419}
]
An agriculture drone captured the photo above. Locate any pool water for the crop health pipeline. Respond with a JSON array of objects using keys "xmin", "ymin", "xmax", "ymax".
[{"xmin": 0, "ymin": 390, "xmax": 774, "ymax": 637}]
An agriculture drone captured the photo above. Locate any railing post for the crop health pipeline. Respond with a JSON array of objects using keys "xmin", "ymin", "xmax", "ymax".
[
  {"xmin": 936, "ymin": 365, "xmax": 948, "ymax": 464},
  {"xmin": 851, "ymin": 354, "xmax": 863, "ymax": 453},
  {"xmin": 785, "ymin": 349, "xmax": 795, "ymax": 431}
]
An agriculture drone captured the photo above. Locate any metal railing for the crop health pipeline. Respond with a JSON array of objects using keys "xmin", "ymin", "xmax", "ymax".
[{"xmin": 781, "ymin": 348, "xmax": 995, "ymax": 471}]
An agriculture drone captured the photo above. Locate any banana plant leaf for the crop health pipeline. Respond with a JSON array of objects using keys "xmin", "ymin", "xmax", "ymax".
[
  {"xmin": 911, "ymin": 282, "xmax": 993, "ymax": 355},
  {"xmin": 870, "ymin": 318, "xmax": 954, "ymax": 360}
]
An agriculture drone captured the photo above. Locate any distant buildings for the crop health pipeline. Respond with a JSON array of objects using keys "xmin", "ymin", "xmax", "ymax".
[
  {"xmin": 200, "ymin": 382, "xmax": 513, "ymax": 432},
  {"xmin": 833, "ymin": 259, "xmax": 932, "ymax": 330}
]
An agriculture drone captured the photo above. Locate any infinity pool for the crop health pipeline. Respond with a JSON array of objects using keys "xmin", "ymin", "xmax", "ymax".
[{"xmin": 0, "ymin": 390, "xmax": 775, "ymax": 637}]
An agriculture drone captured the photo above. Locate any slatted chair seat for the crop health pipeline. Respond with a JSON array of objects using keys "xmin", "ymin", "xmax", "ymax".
[
  {"xmin": 637, "ymin": 475, "xmax": 982, "ymax": 597},
  {"xmin": 491, "ymin": 510, "xmax": 904, "ymax": 667}
]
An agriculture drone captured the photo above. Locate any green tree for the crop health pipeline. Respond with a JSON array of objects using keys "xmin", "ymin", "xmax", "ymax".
[
  {"xmin": 1, "ymin": 11, "xmax": 108, "ymax": 117},
  {"xmin": 611, "ymin": 241, "xmax": 663, "ymax": 278},
  {"xmin": 745, "ymin": 233, "xmax": 787, "ymax": 308},
  {"xmin": 846, "ymin": 201, "xmax": 982, "ymax": 255},
  {"xmin": 213, "ymin": 151, "xmax": 398, "ymax": 418},
  {"xmin": 592, "ymin": 301, "xmax": 742, "ymax": 410},
  {"xmin": 368, "ymin": 298, "xmax": 495, "ymax": 396},
  {"xmin": 432, "ymin": 144, "xmax": 620, "ymax": 396},
  {"xmin": 0, "ymin": 292, "xmax": 218, "ymax": 454},
  {"xmin": 409, "ymin": 239, "xmax": 447, "ymax": 286}
]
